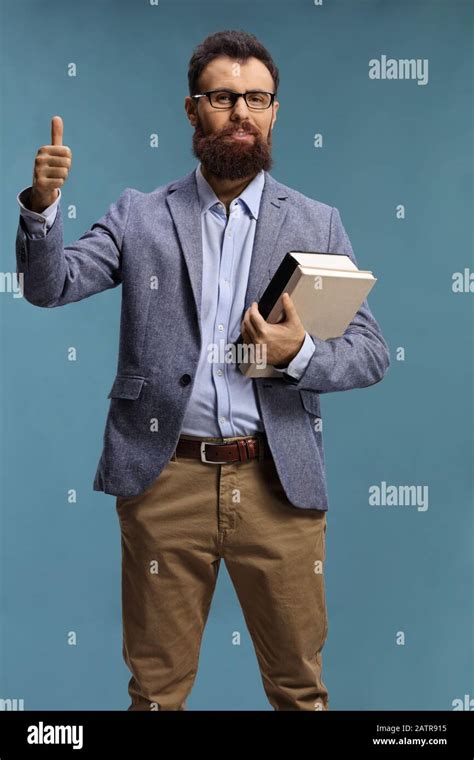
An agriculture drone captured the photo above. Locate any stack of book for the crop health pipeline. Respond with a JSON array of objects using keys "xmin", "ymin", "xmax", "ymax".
[{"xmin": 235, "ymin": 251, "xmax": 377, "ymax": 378}]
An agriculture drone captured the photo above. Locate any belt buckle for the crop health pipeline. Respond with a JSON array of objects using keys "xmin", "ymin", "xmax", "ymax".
[{"xmin": 200, "ymin": 441, "xmax": 228, "ymax": 464}]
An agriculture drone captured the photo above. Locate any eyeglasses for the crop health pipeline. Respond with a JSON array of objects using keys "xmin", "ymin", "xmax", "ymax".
[{"xmin": 191, "ymin": 89, "xmax": 275, "ymax": 110}]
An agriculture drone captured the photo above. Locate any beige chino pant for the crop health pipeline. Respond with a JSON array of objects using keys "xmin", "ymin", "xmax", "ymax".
[{"xmin": 115, "ymin": 433, "xmax": 329, "ymax": 711}]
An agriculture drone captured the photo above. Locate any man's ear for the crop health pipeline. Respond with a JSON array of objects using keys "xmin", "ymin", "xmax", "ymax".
[
  {"xmin": 271, "ymin": 100, "xmax": 279, "ymax": 130},
  {"xmin": 184, "ymin": 96, "xmax": 198, "ymax": 127}
]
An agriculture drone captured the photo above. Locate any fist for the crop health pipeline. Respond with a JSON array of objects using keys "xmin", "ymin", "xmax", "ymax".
[{"xmin": 31, "ymin": 115, "xmax": 72, "ymax": 212}]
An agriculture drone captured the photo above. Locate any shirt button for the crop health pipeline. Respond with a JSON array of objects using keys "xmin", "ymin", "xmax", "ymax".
[
  {"xmin": 217, "ymin": 369, "xmax": 223, "ymax": 376},
  {"xmin": 219, "ymin": 416, "xmax": 226, "ymax": 424},
  {"xmin": 217, "ymin": 324, "xmax": 224, "ymax": 331}
]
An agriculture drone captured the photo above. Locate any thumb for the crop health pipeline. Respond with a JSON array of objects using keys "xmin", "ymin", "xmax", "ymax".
[{"xmin": 51, "ymin": 115, "xmax": 63, "ymax": 146}]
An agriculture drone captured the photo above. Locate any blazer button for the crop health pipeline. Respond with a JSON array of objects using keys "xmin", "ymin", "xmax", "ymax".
[{"xmin": 179, "ymin": 374, "xmax": 192, "ymax": 386}]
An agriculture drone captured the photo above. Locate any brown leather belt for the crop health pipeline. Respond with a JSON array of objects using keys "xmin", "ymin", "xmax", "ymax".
[{"xmin": 175, "ymin": 435, "xmax": 270, "ymax": 464}]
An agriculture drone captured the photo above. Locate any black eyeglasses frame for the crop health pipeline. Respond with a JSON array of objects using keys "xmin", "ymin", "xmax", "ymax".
[{"xmin": 191, "ymin": 89, "xmax": 276, "ymax": 110}]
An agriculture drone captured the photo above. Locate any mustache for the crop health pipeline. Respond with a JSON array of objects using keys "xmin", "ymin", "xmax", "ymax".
[
  {"xmin": 200, "ymin": 123, "xmax": 259, "ymax": 139},
  {"xmin": 225, "ymin": 124, "xmax": 257, "ymax": 135}
]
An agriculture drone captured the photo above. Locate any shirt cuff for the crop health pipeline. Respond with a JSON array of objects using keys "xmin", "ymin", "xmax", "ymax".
[
  {"xmin": 17, "ymin": 186, "xmax": 61, "ymax": 238},
  {"xmin": 273, "ymin": 331, "xmax": 316, "ymax": 379}
]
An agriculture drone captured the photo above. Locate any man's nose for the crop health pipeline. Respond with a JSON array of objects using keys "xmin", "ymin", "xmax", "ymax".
[{"xmin": 230, "ymin": 95, "xmax": 250, "ymax": 118}]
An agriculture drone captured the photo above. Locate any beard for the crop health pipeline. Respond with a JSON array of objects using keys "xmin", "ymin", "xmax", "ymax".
[{"xmin": 191, "ymin": 116, "xmax": 274, "ymax": 180}]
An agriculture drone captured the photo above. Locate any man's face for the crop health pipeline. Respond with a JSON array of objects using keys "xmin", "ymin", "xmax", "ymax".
[{"xmin": 185, "ymin": 55, "xmax": 279, "ymax": 180}]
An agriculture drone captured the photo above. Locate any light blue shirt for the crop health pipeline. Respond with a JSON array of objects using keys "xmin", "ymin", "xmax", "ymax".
[{"xmin": 17, "ymin": 164, "xmax": 315, "ymax": 437}]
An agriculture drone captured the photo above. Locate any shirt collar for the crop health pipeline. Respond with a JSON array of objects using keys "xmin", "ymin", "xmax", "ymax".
[{"xmin": 195, "ymin": 161, "xmax": 264, "ymax": 220}]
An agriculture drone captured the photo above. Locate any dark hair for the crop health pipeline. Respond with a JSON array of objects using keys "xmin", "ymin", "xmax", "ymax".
[{"xmin": 188, "ymin": 29, "xmax": 279, "ymax": 96}]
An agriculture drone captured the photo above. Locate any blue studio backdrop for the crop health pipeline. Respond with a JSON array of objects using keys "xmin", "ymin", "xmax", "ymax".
[{"xmin": 0, "ymin": 0, "xmax": 472, "ymax": 710}]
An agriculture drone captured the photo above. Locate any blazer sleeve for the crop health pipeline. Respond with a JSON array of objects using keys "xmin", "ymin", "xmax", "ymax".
[
  {"xmin": 15, "ymin": 187, "xmax": 133, "ymax": 307},
  {"xmin": 280, "ymin": 206, "xmax": 391, "ymax": 393}
]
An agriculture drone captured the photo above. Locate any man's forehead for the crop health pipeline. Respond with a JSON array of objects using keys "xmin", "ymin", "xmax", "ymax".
[{"xmin": 199, "ymin": 56, "xmax": 274, "ymax": 89}]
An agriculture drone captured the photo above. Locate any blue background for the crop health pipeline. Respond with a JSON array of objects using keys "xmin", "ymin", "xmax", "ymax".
[{"xmin": 1, "ymin": 0, "xmax": 472, "ymax": 710}]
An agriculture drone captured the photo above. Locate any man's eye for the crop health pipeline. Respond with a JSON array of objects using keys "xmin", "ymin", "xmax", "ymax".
[
  {"xmin": 248, "ymin": 94, "xmax": 264, "ymax": 104},
  {"xmin": 215, "ymin": 92, "xmax": 232, "ymax": 103}
]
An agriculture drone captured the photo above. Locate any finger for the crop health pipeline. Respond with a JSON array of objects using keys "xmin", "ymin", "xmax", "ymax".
[
  {"xmin": 248, "ymin": 301, "xmax": 265, "ymax": 331},
  {"xmin": 39, "ymin": 146, "xmax": 71, "ymax": 157},
  {"xmin": 241, "ymin": 307, "xmax": 251, "ymax": 334},
  {"xmin": 51, "ymin": 115, "xmax": 63, "ymax": 146},
  {"xmin": 37, "ymin": 155, "xmax": 70, "ymax": 166},
  {"xmin": 38, "ymin": 167, "xmax": 68, "ymax": 179},
  {"xmin": 243, "ymin": 318, "xmax": 257, "ymax": 342},
  {"xmin": 281, "ymin": 292, "xmax": 297, "ymax": 319}
]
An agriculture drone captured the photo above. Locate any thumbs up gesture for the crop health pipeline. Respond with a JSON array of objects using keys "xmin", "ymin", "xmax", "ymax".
[{"xmin": 30, "ymin": 115, "xmax": 72, "ymax": 213}]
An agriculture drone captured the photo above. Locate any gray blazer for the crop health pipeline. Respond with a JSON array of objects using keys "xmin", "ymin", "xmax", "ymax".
[{"xmin": 15, "ymin": 169, "xmax": 390, "ymax": 509}]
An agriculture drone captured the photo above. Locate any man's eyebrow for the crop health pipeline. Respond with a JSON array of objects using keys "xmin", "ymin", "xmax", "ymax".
[{"xmin": 209, "ymin": 87, "xmax": 270, "ymax": 92}]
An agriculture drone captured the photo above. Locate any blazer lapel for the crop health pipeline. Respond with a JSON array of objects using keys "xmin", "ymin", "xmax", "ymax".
[
  {"xmin": 166, "ymin": 170, "xmax": 204, "ymax": 336},
  {"xmin": 243, "ymin": 172, "xmax": 289, "ymax": 309}
]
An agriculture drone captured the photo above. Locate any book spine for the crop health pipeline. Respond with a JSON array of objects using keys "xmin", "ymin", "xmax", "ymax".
[{"xmin": 233, "ymin": 252, "xmax": 298, "ymax": 347}]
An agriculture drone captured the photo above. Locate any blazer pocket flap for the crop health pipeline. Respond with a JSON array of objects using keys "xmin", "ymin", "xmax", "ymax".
[
  {"xmin": 300, "ymin": 389, "xmax": 321, "ymax": 417},
  {"xmin": 107, "ymin": 375, "xmax": 145, "ymax": 400}
]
